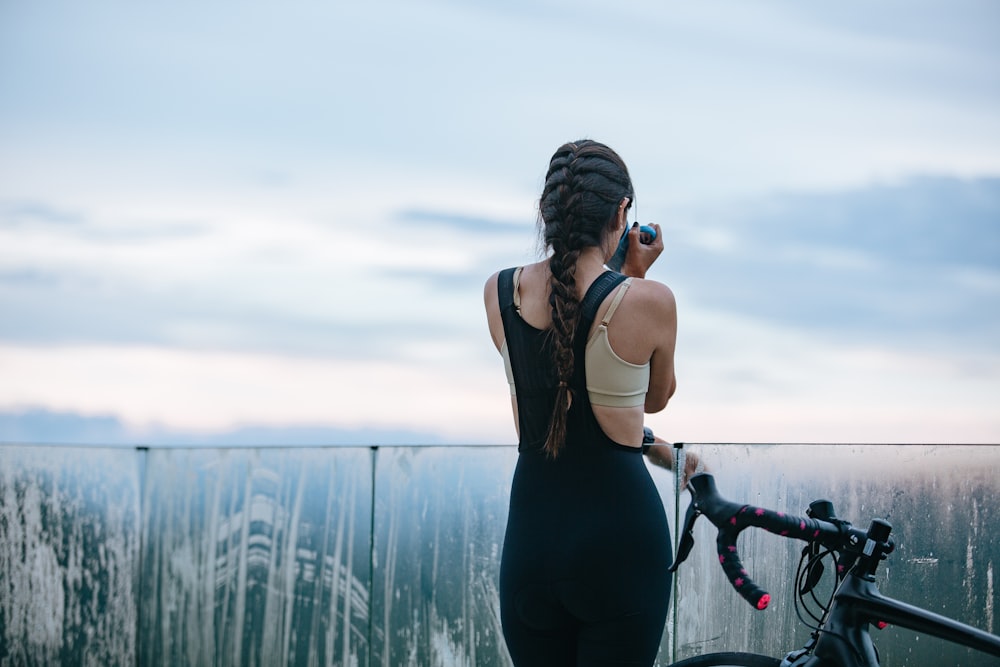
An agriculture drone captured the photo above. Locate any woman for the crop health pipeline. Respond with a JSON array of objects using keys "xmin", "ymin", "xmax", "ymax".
[{"xmin": 484, "ymin": 140, "xmax": 698, "ymax": 666}]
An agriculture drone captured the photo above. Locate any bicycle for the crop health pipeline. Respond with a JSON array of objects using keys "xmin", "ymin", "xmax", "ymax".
[{"xmin": 663, "ymin": 473, "xmax": 1000, "ymax": 666}]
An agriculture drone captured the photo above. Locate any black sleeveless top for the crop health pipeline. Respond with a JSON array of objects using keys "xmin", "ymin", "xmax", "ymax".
[{"xmin": 497, "ymin": 267, "xmax": 639, "ymax": 455}]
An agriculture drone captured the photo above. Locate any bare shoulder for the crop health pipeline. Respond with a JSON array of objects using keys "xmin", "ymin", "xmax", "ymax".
[
  {"xmin": 484, "ymin": 270, "xmax": 504, "ymax": 350},
  {"xmin": 628, "ymin": 277, "xmax": 677, "ymax": 316},
  {"xmin": 484, "ymin": 270, "xmax": 500, "ymax": 304}
]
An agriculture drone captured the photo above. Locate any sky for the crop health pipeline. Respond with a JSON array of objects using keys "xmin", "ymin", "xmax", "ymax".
[{"xmin": 1, "ymin": 0, "xmax": 998, "ymax": 445}]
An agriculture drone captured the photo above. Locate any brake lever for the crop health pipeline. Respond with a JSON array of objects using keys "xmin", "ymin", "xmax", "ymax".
[
  {"xmin": 799, "ymin": 542, "xmax": 826, "ymax": 595},
  {"xmin": 668, "ymin": 500, "xmax": 702, "ymax": 572}
]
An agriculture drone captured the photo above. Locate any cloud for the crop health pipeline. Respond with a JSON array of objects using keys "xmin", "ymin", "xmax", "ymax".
[
  {"xmin": 0, "ymin": 179, "xmax": 539, "ymax": 361},
  {"xmin": 661, "ymin": 176, "xmax": 1000, "ymax": 349},
  {"xmin": 1, "ymin": 178, "xmax": 997, "ymax": 445},
  {"xmin": 0, "ymin": 407, "xmax": 450, "ymax": 446},
  {"xmin": 655, "ymin": 306, "xmax": 1000, "ymax": 444},
  {"xmin": 395, "ymin": 209, "xmax": 531, "ymax": 238},
  {"xmin": 4, "ymin": 1, "xmax": 999, "ymax": 203},
  {"xmin": 721, "ymin": 176, "xmax": 999, "ymax": 268},
  {"xmin": 0, "ymin": 343, "xmax": 511, "ymax": 442},
  {"xmin": 0, "ymin": 201, "xmax": 85, "ymax": 227}
]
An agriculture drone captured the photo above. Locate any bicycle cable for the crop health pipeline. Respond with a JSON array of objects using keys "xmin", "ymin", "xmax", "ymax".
[
  {"xmin": 810, "ymin": 548, "xmax": 841, "ymax": 618},
  {"xmin": 807, "ymin": 558, "xmax": 870, "ymax": 665},
  {"xmin": 793, "ymin": 547, "xmax": 838, "ymax": 630}
]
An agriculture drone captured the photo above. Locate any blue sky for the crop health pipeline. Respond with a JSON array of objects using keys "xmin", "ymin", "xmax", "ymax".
[{"xmin": 1, "ymin": 0, "xmax": 998, "ymax": 445}]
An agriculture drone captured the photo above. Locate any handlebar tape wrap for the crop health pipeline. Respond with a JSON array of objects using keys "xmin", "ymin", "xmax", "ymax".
[{"xmin": 718, "ymin": 504, "xmax": 826, "ymax": 610}]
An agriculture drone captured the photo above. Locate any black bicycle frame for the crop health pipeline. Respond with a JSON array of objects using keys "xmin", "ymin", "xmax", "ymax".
[
  {"xmin": 790, "ymin": 568, "xmax": 1000, "ymax": 666},
  {"xmin": 678, "ymin": 473, "xmax": 1000, "ymax": 666}
]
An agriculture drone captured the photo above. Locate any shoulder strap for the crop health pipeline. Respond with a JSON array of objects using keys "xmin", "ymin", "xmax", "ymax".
[
  {"xmin": 577, "ymin": 271, "xmax": 627, "ymax": 348},
  {"xmin": 600, "ymin": 278, "xmax": 633, "ymax": 327},
  {"xmin": 580, "ymin": 271, "xmax": 628, "ymax": 323},
  {"xmin": 501, "ymin": 267, "xmax": 624, "ymax": 338},
  {"xmin": 498, "ymin": 267, "xmax": 517, "ymax": 311},
  {"xmin": 512, "ymin": 267, "xmax": 524, "ymax": 311}
]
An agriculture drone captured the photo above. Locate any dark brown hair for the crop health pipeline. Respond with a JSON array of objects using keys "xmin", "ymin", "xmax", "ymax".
[{"xmin": 538, "ymin": 140, "xmax": 634, "ymax": 458}]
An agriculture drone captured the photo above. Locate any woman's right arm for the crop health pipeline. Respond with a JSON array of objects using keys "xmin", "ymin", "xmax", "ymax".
[
  {"xmin": 643, "ymin": 281, "xmax": 677, "ymax": 413},
  {"xmin": 617, "ymin": 222, "xmax": 677, "ymax": 411}
]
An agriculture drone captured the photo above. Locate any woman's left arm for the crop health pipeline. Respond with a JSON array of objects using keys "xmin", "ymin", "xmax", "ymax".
[{"xmin": 644, "ymin": 438, "xmax": 707, "ymax": 487}]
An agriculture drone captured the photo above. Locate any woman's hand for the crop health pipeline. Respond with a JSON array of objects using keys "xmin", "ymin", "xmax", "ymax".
[
  {"xmin": 643, "ymin": 438, "xmax": 709, "ymax": 488},
  {"xmin": 680, "ymin": 449, "xmax": 707, "ymax": 489},
  {"xmin": 621, "ymin": 222, "xmax": 663, "ymax": 279}
]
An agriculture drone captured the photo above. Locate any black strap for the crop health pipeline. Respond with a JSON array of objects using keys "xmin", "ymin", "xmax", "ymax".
[
  {"xmin": 497, "ymin": 267, "xmax": 629, "ymax": 452},
  {"xmin": 498, "ymin": 267, "xmax": 516, "ymax": 311},
  {"xmin": 498, "ymin": 267, "xmax": 625, "ymax": 339},
  {"xmin": 577, "ymin": 271, "xmax": 627, "ymax": 344}
]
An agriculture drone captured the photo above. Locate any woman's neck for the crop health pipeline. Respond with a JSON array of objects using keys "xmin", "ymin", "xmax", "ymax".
[{"xmin": 575, "ymin": 246, "xmax": 611, "ymax": 276}]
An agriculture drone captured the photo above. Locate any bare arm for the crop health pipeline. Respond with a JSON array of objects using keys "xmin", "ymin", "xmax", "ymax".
[
  {"xmin": 614, "ymin": 222, "xmax": 677, "ymax": 412},
  {"xmin": 643, "ymin": 284, "xmax": 677, "ymax": 412},
  {"xmin": 644, "ymin": 437, "xmax": 707, "ymax": 487},
  {"xmin": 484, "ymin": 271, "xmax": 504, "ymax": 352}
]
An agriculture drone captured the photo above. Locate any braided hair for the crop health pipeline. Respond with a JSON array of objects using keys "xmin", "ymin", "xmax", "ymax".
[{"xmin": 538, "ymin": 140, "xmax": 634, "ymax": 458}]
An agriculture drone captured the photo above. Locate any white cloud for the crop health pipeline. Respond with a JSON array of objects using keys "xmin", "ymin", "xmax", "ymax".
[
  {"xmin": 648, "ymin": 307, "xmax": 1000, "ymax": 444},
  {"xmin": 0, "ymin": 343, "xmax": 513, "ymax": 442},
  {"xmin": 2, "ymin": 297, "xmax": 997, "ymax": 446}
]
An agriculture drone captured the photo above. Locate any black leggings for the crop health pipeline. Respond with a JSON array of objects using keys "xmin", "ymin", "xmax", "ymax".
[{"xmin": 499, "ymin": 446, "xmax": 673, "ymax": 666}]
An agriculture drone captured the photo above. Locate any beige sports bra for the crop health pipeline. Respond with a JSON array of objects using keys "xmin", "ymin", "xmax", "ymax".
[{"xmin": 500, "ymin": 268, "xmax": 650, "ymax": 408}]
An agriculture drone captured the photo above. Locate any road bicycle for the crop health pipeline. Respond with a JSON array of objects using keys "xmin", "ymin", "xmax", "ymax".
[{"xmin": 664, "ymin": 473, "xmax": 1000, "ymax": 666}]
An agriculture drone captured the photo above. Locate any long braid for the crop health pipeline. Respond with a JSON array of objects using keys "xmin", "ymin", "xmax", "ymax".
[
  {"xmin": 538, "ymin": 141, "xmax": 633, "ymax": 458},
  {"xmin": 545, "ymin": 177, "xmax": 582, "ymax": 458}
]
